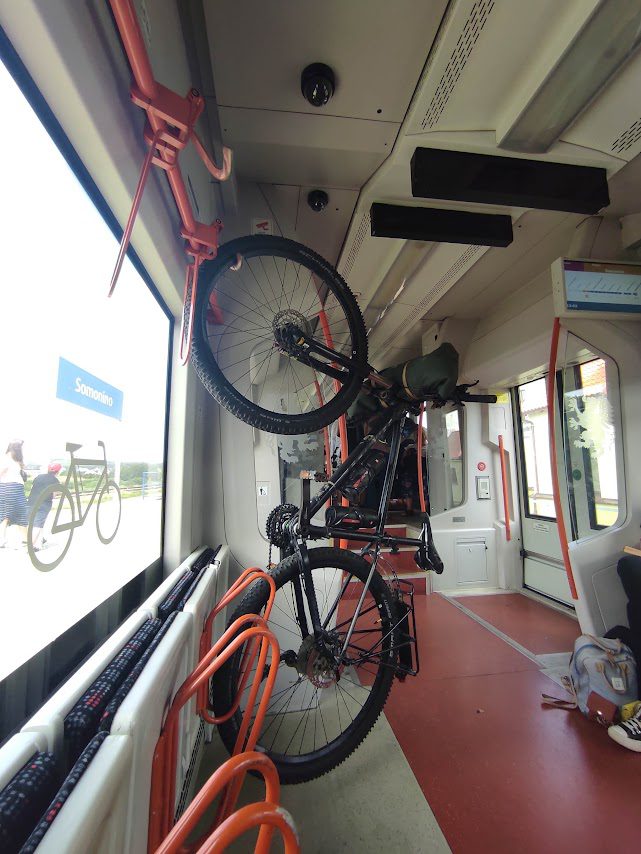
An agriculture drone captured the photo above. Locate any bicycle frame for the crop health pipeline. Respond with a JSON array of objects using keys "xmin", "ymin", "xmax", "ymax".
[
  {"xmin": 282, "ymin": 406, "xmax": 432, "ymax": 669},
  {"xmin": 51, "ymin": 443, "xmax": 110, "ymax": 534}
]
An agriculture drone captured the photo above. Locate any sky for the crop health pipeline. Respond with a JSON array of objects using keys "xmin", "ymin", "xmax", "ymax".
[{"xmin": 0, "ymin": 61, "xmax": 170, "ymax": 467}]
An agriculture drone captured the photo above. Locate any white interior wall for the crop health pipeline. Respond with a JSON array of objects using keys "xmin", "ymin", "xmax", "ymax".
[{"xmin": 457, "ymin": 257, "xmax": 641, "ymax": 630}]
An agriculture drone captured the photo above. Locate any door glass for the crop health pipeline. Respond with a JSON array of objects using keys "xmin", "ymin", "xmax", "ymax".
[
  {"xmin": 517, "ymin": 378, "xmax": 556, "ymax": 519},
  {"xmin": 562, "ymin": 347, "xmax": 621, "ymax": 536}
]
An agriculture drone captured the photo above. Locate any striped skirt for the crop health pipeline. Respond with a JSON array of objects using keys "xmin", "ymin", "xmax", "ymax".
[{"xmin": 0, "ymin": 482, "xmax": 28, "ymax": 525}]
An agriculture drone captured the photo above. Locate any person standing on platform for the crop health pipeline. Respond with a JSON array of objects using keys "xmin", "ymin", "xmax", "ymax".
[
  {"xmin": 28, "ymin": 462, "xmax": 63, "ymax": 551},
  {"xmin": 0, "ymin": 439, "xmax": 28, "ymax": 549}
]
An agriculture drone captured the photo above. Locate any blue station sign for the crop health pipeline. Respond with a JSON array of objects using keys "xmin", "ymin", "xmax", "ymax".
[{"xmin": 56, "ymin": 357, "xmax": 123, "ymax": 420}]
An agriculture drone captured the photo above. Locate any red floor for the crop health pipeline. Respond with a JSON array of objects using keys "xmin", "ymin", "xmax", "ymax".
[
  {"xmin": 384, "ymin": 594, "xmax": 641, "ymax": 854},
  {"xmin": 455, "ymin": 592, "xmax": 579, "ymax": 654}
]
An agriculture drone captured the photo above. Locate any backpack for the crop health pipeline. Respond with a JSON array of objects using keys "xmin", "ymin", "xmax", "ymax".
[{"xmin": 542, "ymin": 634, "xmax": 638, "ymax": 725}]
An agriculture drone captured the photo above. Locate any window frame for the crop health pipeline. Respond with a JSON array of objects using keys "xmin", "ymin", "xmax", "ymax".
[
  {"xmin": 514, "ymin": 375, "xmax": 557, "ymax": 523},
  {"xmin": 0, "ymin": 26, "xmax": 173, "ymax": 740}
]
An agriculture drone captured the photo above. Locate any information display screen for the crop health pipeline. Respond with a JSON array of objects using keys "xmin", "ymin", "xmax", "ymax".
[{"xmin": 552, "ymin": 258, "xmax": 641, "ymax": 319}]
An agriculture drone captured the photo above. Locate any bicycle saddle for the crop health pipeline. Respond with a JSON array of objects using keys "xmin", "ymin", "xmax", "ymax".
[{"xmin": 65, "ymin": 442, "xmax": 82, "ymax": 453}]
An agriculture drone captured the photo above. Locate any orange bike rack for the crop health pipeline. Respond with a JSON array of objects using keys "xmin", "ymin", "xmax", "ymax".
[
  {"xmin": 196, "ymin": 568, "xmax": 276, "ymax": 719},
  {"xmin": 149, "ymin": 569, "xmax": 279, "ymax": 851},
  {"xmin": 154, "ymin": 752, "xmax": 299, "ymax": 854}
]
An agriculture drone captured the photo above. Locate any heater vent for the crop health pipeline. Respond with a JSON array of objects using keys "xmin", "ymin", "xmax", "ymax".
[
  {"xmin": 421, "ymin": 0, "xmax": 495, "ymax": 130},
  {"xmin": 611, "ymin": 117, "xmax": 641, "ymax": 154},
  {"xmin": 339, "ymin": 212, "xmax": 371, "ymax": 281}
]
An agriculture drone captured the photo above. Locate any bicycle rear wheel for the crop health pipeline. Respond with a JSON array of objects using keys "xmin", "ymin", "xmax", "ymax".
[
  {"xmin": 212, "ymin": 547, "xmax": 398, "ymax": 784},
  {"xmin": 190, "ymin": 235, "xmax": 368, "ymax": 435}
]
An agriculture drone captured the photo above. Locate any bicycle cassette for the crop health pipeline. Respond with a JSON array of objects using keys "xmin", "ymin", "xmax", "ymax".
[{"xmin": 265, "ymin": 503, "xmax": 299, "ymax": 548}]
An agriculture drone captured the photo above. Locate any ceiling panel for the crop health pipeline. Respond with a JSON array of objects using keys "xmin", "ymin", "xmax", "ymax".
[{"xmin": 205, "ymin": 0, "xmax": 448, "ymax": 122}]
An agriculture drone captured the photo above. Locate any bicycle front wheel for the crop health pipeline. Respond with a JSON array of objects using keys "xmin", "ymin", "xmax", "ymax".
[
  {"xmin": 212, "ymin": 547, "xmax": 398, "ymax": 784},
  {"xmin": 191, "ymin": 235, "xmax": 368, "ymax": 435},
  {"xmin": 96, "ymin": 480, "xmax": 121, "ymax": 544},
  {"xmin": 27, "ymin": 485, "xmax": 75, "ymax": 572}
]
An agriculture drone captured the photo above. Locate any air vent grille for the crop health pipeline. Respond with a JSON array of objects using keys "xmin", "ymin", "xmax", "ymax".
[
  {"xmin": 611, "ymin": 117, "xmax": 641, "ymax": 154},
  {"xmin": 339, "ymin": 212, "xmax": 371, "ymax": 281},
  {"xmin": 421, "ymin": 0, "xmax": 495, "ymax": 131},
  {"xmin": 376, "ymin": 245, "xmax": 483, "ymax": 353}
]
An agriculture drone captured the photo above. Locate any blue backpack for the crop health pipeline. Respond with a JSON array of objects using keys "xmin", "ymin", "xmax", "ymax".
[{"xmin": 543, "ymin": 634, "xmax": 637, "ymax": 725}]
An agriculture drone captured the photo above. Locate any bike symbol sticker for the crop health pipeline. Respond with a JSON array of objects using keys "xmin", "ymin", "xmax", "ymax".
[{"xmin": 27, "ymin": 441, "xmax": 121, "ymax": 572}]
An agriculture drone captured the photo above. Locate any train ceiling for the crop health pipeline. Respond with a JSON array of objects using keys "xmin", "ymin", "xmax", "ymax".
[{"xmin": 199, "ymin": 0, "xmax": 641, "ymax": 366}]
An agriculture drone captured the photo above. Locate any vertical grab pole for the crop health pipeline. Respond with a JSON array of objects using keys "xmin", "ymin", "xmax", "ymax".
[
  {"xmin": 546, "ymin": 317, "xmax": 578, "ymax": 599},
  {"xmin": 498, "ymin": 435, "xmax": 511, "ymax": 542}
]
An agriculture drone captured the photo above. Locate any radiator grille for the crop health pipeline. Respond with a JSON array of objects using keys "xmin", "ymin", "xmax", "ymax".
[
  {"xmin": 611, "ymin": 117, "xmax": 641, "ymax": 154},
  {"xmin": 376, "ymin": 245, "xmax": 483, "ymax": 353},
  {"xmin": 175, "ymin": 718, "xmax": 205, "ymax": 820},
  {"xmin": 421, "ymin": 0, "xmax": 495, "ymax": 130},
  {"xmin": 339, "ymin": 212, "xmax": 371, "ymax": 282}
]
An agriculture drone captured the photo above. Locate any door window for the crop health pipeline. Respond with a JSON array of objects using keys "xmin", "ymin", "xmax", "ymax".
[
  {"xmin": 516, "ymin": 378, "xmax": 556, "ymax": 520},
  {"xmin": 561, "ymin": 351, "xmax": 621, "ymax": 537}
]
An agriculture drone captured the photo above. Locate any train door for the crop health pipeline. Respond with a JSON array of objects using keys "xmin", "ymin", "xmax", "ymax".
[
  {"xmin": 514, "ymin": 340, "xmax": 622, "ymax": 607},
  {"xmin": 515, "ymin": 376, "xmax": 573, "ymax": 605}
]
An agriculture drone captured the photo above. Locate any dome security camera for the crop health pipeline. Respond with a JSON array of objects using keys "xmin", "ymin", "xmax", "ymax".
[
  {"xmin": 307, "ymin": 190, "xmax": 329, "ymax": 212},
  {"xmin": 301, "ymin": 63, "xmax": 335, "ymax": 108}
]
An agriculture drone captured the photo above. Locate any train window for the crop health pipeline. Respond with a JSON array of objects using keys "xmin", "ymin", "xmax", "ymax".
[
  {"xmin": 424, "ymin": 407, "xmax": 465, "ymax": 513},
  {"xmin": 0, "ymin": 59, "xmax": 170, "ymax": 681},
  {"xmin": 517, "ymin": 377, "xmax": 556, "ymax": 520},
  {"xmin": 561, "ymin": 344, "xmax": 622, "ymax": 537}
]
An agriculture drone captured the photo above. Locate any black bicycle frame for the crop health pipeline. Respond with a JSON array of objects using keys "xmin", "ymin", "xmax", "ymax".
[{"xmin": 288, "ymin": 407, "xmax": 430, "ymax": 655}]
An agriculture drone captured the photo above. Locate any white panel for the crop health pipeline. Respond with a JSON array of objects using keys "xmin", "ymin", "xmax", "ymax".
[
  {"xmin": 0, "ymin": 732, "xmax": 49, "ymax": 791},
  {"xmin": 456, "ymin": 539, "xmax": 488, "ymax": 584},
  {"xmin": 140, "ymin": 545, "xmax": 209, "ymax": 617},
  {"xmin": 36, "ymin": 735, "xmax": 132, "ymax": 854},
  {"xmin": 591, "ymin": 562, "xmax": 630, "ymax": 634},
  {"xmin": 110, "ymin": 612, "xmax": 192, "ymax": 854},
  {"xmin": 524, "ymin": 557, "xmax": 573, "ymax": 605},
  {"xmin": 21, "ymin": 610, "xmax": 152, "ymax": 753},
  {"xmin": 207, "ymin": 0, "xmax": 447, "ymax": 123}
]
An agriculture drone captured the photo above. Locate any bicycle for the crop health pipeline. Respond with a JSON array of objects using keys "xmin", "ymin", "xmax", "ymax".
[
  {"xmin": 27, "ymin": 441, "xmax": 121, "ymax": 572},
  {"xmin": 198, "ymin": 292, "xmax": 496, "ymax": 782}
]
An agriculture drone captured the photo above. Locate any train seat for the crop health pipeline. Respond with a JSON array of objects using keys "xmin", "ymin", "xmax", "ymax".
[
  {"xmin": 109, "ymin": 611, "xmax": 192, "ymax": 854},
  {"xmin": 20, "ymin": 610, "xmax": 153, "ymax": 755},
  {"xmin": 21, "ymin": 732, "xmax": 132, "ymax": 854}
]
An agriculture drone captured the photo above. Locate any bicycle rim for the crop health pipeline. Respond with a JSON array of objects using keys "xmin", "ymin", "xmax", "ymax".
[
  {"xmin": 213, "ymin": 547, "xmax": 397, "ymax": 783},
  {"xmin": 191, "ymin": 236, "xmax": 367, "ymax": 435}
]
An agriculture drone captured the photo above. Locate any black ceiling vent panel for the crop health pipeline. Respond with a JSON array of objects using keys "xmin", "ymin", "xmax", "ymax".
[
  {"xmin": 370, "ymin": 203, "xmax": 513, "ymax": 248},
  {"xmin": 410, "ymin": 148, "xmax": 609, "ymax": 215}
]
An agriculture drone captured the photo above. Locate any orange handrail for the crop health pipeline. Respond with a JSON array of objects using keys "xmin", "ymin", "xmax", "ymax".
[
  {"xmin": 498, "ymin": 435, "xmax": 511, "ymax": 542},
  {"xmin": 149, "ymin": 618, "xmax": 280, "ymax": 850},
  {"xmin": 154, "ymin": 752, "xmax": 298, "ymax": 854},
  {"xmin": 546, "ymin": 317, "xmax": 578, "ymax": 599}
]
